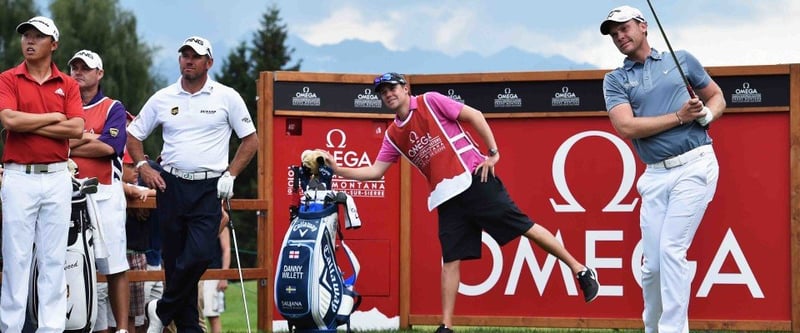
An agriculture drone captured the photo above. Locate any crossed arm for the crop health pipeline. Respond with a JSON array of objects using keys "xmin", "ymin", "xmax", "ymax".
[
  {"xmin": 0, "ymin": 109, "xmax": 84, "ymax": 139},
  {"xmin": 70, "ymin": 132, "xmax": 115, "ymax": 157}
]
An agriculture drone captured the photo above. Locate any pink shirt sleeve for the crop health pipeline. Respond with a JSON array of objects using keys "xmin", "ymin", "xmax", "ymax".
[
  {"xmin": 424, "ymin": 92, "xmax": 486, "ymax": 172},
  {"xmin": 424, "ymin": 91, "xmax": 463, "ymax": 122},
  {"xmin": 376, "ymin": 136, "xmax": 401, "ymax": 163}
]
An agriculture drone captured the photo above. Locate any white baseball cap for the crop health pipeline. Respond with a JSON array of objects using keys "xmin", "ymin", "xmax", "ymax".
[
  {"xmin": 69, "ymin": 50, "xmax": 103, "ymax": 70},
  {"xmin": 16, "ymin": 16, "xmax": 60, "ymax": 41},
  {"xmin": 600, "ymin": 5, "xmax": 646, "ymax": 35},
  {"xmin": 178, "ymin": 36, "xmax": 213, "ymax": 59}
]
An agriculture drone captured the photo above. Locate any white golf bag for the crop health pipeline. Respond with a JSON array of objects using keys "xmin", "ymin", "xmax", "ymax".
[{"xmin": 27, "ymin": 177, "xmax": 106, "ymax": 333}]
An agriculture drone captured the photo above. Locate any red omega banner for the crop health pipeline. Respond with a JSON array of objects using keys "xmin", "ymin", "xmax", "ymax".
[{"xmin": 407, "ymin": 113, "xmax": 788, "ymax": 320}]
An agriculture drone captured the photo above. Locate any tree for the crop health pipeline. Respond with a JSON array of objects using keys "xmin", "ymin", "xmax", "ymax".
[
  {"xmin": 49, "ymin": 0, "xmax": 163, "ymax": 116},
  {"xmin": 0, "ymin": 0, "xmax": 163, "ymax": 157},
  {"xmin": 0, "ymin": 0, "xmax": 38, "ymax": 70},
  {"xmin": 250, "ymin": 5, "xmax": 302, "ymax": 74},
  {"xmin": 215, "ymin": 3, "xmax": 302, "ymax": 200},
  {"xmin": 214, "ymin": 4, "xmax": 302, "ymax": 266}
]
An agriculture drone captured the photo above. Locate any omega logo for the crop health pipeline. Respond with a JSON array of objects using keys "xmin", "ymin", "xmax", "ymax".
[
  {"xmin": 549, "ymin": 130, "xmax": 639, "ymax": 212},
  {"xmin": 326, "ymin": 129, "xmax": 346, "ymax": 148}
]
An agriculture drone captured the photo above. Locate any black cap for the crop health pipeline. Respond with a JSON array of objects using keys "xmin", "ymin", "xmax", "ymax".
[{"xmin": 373, "ymin": 72, "xmax": 407, "ymax": 91}]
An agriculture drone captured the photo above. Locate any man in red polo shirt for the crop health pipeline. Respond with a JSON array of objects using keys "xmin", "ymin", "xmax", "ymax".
[{"xmin": 0, "ymin": 16, "xmax": 85, "ymax": 333}]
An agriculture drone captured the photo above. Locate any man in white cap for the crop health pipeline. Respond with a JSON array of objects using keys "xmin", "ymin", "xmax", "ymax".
[
  {"xmin": 0, "ymin": 16, "xmax": 85, "ymax": 333},
  {"xmin": 600, "ymin": 5, "xmax": 725, "ymax": 333},
  {"xmin": 127, "ymin": 36, "xmax": 258, "ymax": 333},
  {"xmin": 68, "ymin": 49, "xmax": 132, "ymax": 333}
]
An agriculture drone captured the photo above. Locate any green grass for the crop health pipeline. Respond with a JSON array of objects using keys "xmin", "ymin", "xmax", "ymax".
[
  {"xmin": 217, "ymin": 282, "xmax": 771, "ymax": 332},
  {"xmin": 219, "ymin": 280, "xmax": 258, "ymax": 332},
  {"xmin": 219, "ymin": 281, "xmax": 593, "ymax": 332}
]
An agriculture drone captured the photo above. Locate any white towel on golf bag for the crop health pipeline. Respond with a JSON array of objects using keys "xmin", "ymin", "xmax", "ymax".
[
  {"xmin": 343, "ymin": 194, "xmax": 361, "ymax": 229},
  {"xmin": 85, "ymin": 190, "xmax": 109, "ymax": 259}
]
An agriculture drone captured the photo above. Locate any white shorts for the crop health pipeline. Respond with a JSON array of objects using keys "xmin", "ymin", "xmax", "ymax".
[
  {"xmin": 201, "ymin": 280, "xmax": 225, "ymax": 317},
  {"xmin": 94, "ymin": 182, "xmax": 130, "ymax": 275}
]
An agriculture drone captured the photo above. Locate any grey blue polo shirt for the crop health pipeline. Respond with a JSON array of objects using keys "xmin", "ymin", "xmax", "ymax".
[{"xmin": 603, "ymin": 48, "xmax": 713, "ymax": 164}]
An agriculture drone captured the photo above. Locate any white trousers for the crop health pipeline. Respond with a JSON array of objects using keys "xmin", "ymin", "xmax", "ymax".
[
  {"xmin": 638, "ymin": 146, "xmax": 719, "ymax": 333},
  {"xmin": 0, "ymin": 168, "xmax": 72, "ymax": 333}
]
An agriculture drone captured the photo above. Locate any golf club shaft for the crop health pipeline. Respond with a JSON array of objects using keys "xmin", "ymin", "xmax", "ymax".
[
  {"xmin": 645, "ymin": 0, "xmax": 696, "ymax": 98},
  {"xmin": 225, "ymin": 200, "xmax": 253, "ymax": 333}
]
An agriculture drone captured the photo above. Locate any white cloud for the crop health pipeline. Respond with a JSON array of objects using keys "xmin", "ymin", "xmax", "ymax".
[
  {"xmin": 292, "ymin": 0, "xmax": 800, "ymax": 70},
  {"xmin": 551, "ymin": 0, "xmax": 800, "ymax": 69},
  {"xmin": 295, "ymin": 7, "xmax": 398, "ymax": 48},
  {"xmin": 673, "ymin": 0, "xmax": 800, "ymax": 67}
]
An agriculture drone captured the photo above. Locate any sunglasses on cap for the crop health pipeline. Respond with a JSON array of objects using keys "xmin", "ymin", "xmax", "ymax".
[{"xmin": 373, "ymin": 72, "xmax": 407, "ymax": 90}]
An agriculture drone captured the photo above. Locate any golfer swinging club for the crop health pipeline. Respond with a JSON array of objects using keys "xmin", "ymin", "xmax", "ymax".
[{"xmin": 600, "ymin": 5, "xmax": 725, "ymax": 333}]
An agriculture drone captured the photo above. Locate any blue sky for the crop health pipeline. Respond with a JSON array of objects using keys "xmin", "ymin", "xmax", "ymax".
[{"xmin": 39, "ymin": 0, "xmax": 800, "ymax": 79}]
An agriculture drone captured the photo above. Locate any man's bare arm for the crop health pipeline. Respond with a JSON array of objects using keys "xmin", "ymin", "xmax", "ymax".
[
  {"xmin": 69, "ymin": 133, "xmax": 114, "ymax": 157},
  {"xmin": 227, "ymin": 133, "xmax": 259, "ymax": 176},
  {"xmin": 31, "ymin": 118, "xmax": 85, "ymax": 139},
  {"xmin": 0, "ymin": 109, "xmax": 65, "ymax": 132}
]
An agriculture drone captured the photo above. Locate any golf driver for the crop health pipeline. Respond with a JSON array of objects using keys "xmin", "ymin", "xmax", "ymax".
[
  {"xmin": 225, "ymin": 199, "xmax": 252, "ymax": 333},
  {"xmin": 645, "ymin": 0, "xmax": 696, "ymax": 98}
]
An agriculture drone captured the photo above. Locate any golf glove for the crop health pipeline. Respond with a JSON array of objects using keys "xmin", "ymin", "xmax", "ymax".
[
  {"xmin": 217, "ymin": 171, "xmax": 235, "ymax": 199},
  {"xmin": 695, "ymin": 106, "xmax": 714, "ymax": 126}
]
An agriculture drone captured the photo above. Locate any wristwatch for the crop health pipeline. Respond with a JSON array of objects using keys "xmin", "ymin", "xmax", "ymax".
[
  {"xmin": 135, "ymin": 160, "xmax": 148, "ymax": 169},
  {"xmin": 488, "ymin": 148, "xmax": 498, "ymax": 157}
]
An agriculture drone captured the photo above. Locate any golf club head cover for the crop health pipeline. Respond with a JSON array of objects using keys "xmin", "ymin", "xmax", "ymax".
[
  {"xmin": 317, "ymin": 164, "xmax": 333, "ymax": 190},
  {"xmin": 301, "ymin": 149, "xmax": 324, "ymax": 175}
]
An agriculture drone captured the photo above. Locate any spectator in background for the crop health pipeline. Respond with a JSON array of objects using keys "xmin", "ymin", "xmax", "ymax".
[
  {"xmin": 199, "ymin": 207, "xmax": 230, "ymax": 333},
  {"xmin": 122, "ymin": 150, "xmax": 156, "ymax": 333},
  {"xmin": 142, "ymin": 158, "xmax": 165, "ymax": 306}
]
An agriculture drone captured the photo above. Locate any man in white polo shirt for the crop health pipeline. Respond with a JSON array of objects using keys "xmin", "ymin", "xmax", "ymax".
[{"xmin": 126, "ymin": 35, "xmax": 258, "ymax": 333}]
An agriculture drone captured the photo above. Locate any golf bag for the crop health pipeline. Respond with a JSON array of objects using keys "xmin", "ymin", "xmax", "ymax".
[
  {"xmin": 274, "ymin": 158, "xmax": 362, "ymax": 333},
  {"xmin": 28, "ymin": 177, "xmax": 104, "ymax": 333}
]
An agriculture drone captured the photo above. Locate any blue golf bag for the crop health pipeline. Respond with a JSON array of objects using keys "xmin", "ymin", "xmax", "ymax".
[{"xmin": 275, "ymin": 156, "xmax": 362, "ymax": 333}]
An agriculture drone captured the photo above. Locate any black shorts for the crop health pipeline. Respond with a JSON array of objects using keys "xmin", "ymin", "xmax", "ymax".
[{"xmin": 436, "ymin": 174, "xmax": 535, "ymax": 262}]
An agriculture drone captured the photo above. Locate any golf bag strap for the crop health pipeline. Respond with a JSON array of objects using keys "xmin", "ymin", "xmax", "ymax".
[
  {"xmin": 331, "ymin": 203, "xmax": 360, "ymax": 287},
  {"xmin": 339, "ymin": 240, "xmax": 360, "ymax": 287}
]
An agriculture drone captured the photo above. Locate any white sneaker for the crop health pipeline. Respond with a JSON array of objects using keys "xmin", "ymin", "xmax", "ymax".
[{"xmin": 145, "ymin": 299, "xmax": 164, "ymax": 333}]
